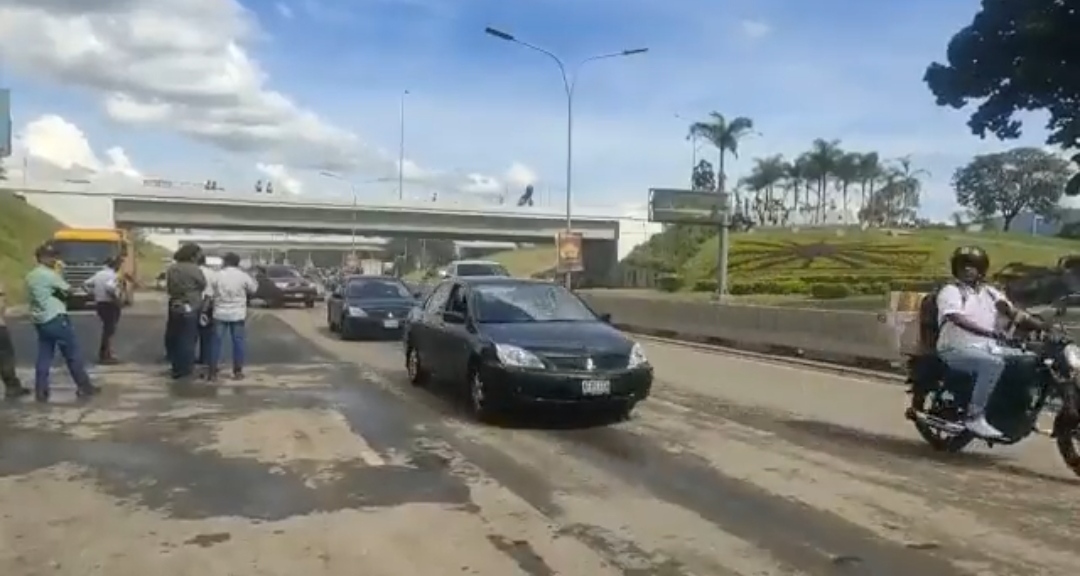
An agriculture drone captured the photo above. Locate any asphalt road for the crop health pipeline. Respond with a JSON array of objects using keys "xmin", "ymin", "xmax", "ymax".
[{"xmin": 2, "ymin": 299, "xmax": 1080, "ymax": 575}]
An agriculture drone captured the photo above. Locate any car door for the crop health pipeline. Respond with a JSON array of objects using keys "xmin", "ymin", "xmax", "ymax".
[
  {"xmin": 439, "ymin": 283, "xmax": 474, "ymax": 382},
  {"xmin": 413, "ymin": 281, "xmax": 452, "ymax": 372}
]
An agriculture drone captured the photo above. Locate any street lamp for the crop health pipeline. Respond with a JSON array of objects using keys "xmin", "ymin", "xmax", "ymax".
[
  {"xmin": 674, "ymin": 113, "xmax": 706, "ymax": 182},
  {"xmin": 398, "ymin": 89, "xmax": 409, "ymax": 201},
  {"xmin": 484, "ymin": 26, "xmax": 647, "ymax": 288}
]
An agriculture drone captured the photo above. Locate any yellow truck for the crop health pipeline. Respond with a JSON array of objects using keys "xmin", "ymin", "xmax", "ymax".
[{"xmin": 51, "ymin": 228, "xmax": 137, "ymax": 308}]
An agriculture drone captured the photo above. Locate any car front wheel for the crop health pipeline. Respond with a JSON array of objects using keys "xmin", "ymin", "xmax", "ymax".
[
  {"xmin": 468, "ymin": 366, "xmax": 497, "ymax": 423},
  {"xmin": 406, "ymin": 345, "xmax": 428, "ymax": 386}
]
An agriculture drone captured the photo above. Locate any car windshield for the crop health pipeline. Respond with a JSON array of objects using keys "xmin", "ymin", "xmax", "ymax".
[
  {"xmin": 52, "ymin": 240, "xmax": 118, "ymax": 266},
  {"xmin": 456, "ymin": 263, "xmax": 508, "ymax": 277},
  {"xmin": 266, "ymin": 266, "xmax": 300, "ymax": 278},
  {"xmin": 346, "ymin": 279, "xmax": 411, "ymax": 300},
  {"xmin": 473, "ymin": 283, "xmax": 597, "ymax": 323}
]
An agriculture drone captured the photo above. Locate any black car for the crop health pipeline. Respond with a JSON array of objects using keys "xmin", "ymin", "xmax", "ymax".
[
  {"xmin": 403, "ymin": 277, "xmax": 652, "ymax": 422},
  {"xmin": 327, "ymin": 276, "xmax": 420, "ymax": 340},
  {"xmin": 256, "ymin": 265, "xmax": 317, "ymax": 308}
]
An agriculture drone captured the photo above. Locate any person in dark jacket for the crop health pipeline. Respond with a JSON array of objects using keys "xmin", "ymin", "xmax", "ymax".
[{"xmin": 165, "ymin": 243, "xmax": 206, "ymax": 381}]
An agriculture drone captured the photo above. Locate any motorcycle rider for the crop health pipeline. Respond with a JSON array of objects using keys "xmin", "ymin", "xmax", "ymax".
[{"xmin": 937, "ymin": 246, "xmax": 1044, "ymax": 438}]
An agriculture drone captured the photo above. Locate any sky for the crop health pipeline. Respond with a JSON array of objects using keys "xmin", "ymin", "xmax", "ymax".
[{"xmin": 0, "ymin": 0, "xmax": 1061, "ymax": 221}]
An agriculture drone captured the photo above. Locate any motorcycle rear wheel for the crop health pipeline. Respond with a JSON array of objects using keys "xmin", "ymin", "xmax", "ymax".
[
  {"xmin": 1052, "ymin": 412, "xmax": 1080, "ymax": 477},
  {"xmin": 912, "ymin": 388, "xmax": 975, "ymax": 453}
]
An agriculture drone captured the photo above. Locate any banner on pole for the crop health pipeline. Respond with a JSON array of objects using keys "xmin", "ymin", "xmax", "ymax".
[
  {"xmin": 555, "ymin": 230, "xmax": 584, "ymax": 273},
  {"xmin": 648, "ymin": 188, "xmax": 730, "ymax": 224}
]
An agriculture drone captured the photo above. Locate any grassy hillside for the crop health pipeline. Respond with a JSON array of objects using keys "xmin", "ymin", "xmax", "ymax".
[
  {"xmin": 630, "ymin": 226, "xmax": 1077, "ymax": 296},
  {"xmin": 0, "ymin": 191, "xmax": 64, "ymax": 302},
  {"xmin": 0, "ymin": 190, "xmax": 171, "ymax": 302}
]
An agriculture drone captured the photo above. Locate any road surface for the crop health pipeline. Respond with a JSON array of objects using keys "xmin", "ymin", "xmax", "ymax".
[{"xmin": 1, "ymin": 300, "xmax": 1079, "ymax": 575}]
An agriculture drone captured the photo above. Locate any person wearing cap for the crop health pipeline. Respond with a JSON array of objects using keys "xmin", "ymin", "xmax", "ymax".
[
  {"xmin": 0, "ymin": 279, "xmax": 31, "ymax": 399},
  {"xmin": 84, "ymin": 256, "xmax": 123, "ymax": 365},
  {"xmin": 165, "ymin": 243, "xmax": 207, "ymax": 381},
  {"xmin": 25, "ymin": 242, "xmax": 98, "ymax": 402}
]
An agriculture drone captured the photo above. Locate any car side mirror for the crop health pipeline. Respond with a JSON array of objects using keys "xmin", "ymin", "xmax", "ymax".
[
  {"xmin": 443, "ymin": 311, "xmax": 465, "ymax": 324},
  {"xmin": 599, "ymin": 313, "xmax": 612, "ymax": 323}
]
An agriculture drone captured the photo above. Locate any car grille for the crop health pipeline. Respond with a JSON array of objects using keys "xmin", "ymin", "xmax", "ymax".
[
  {"xmin": 543, "ymin": 352, "xmax": 627, "ymax": 371},
  {"xmin": 363, "ymin": 307, "xmax": 412, "ymax": 320}
]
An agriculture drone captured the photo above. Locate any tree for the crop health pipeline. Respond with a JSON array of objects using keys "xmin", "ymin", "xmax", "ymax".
[
  {"xmin": 691, "ymin": 159, "xmax": 715, "ymax": 192},
  {"xmin": 952, "ymin": 147, "xmax": 1070, "ymax": 231},
  {"xmin": 924, "ymin": 0, "xmax": 1080, "ymax": 198},
  {"xmin": 687, "ymin": 112, "xmax": 754, "ymax": 195}
]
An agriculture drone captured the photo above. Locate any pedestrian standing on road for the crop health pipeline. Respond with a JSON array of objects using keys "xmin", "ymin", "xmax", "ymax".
[
  {"xmin": 84, "ymin": 256, "xmax": 123, "ymax": 365},
  {"xmin": 0, "ymin": 279, "xmax": 31, "ymax": 399},
  {"xmin": 211, "ymin": 252, "xmax": 258, "ymax": 380},
  {"xmin": 195, "ymin": 253, "xmax": 218, "ymax": 375},
  {"xmin": 25, "ymin": 242, "xmax": 98, "ymax": 402},
  {"xmin": 165, "ymin": 243, "xmax": 206, "ymax": 381}
]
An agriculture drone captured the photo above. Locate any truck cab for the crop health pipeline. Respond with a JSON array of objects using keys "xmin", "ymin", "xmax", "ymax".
[{"xmin": 52, "ymin": 228, "xmax": 137, "ymax": 309}]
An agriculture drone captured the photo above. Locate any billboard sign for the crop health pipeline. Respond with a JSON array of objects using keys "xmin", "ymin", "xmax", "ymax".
[
  {"xmin": 648, "ymin": 188, "xmax": 730, "ymax": 224},
  {"xmin": 0, "ymin": 89, "xmax": 10, "ymax": 159},
  {"xmin": 555, "ymin": 230, "xmax": 584, "ymax": 273}
]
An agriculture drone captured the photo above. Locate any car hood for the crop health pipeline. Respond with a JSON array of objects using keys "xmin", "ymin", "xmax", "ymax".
[
  {"xmin": 478, "ymin": 321, "xmax": 632, "ymax": 354},
  {"xmin": 346, "ymin": 297, "xmax": 415, "ymax": 308}
]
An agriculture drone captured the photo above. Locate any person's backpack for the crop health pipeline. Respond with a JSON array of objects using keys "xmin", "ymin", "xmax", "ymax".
[{"xmin": 916, "ymin": 282, "xmax": 967, "ymax": 353}]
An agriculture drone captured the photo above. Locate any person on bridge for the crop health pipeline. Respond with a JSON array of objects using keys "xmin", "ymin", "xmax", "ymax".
[
  {"xmin": 165, "ymin": 243, "xmax": 207, "ymax": 381},
  {"xmin": 84, "ymin": 256, "xmax": 123, "ymax": 365},
  {"xmin": 210, "ymin": 252, "xmax": 258, "ymax": 380},
  {"xmin": 0, "ymin": 279, "xmax": 30, "ymax": 399},
  {"xmin": 25, "ymin": 242, "xmax": 98, "ymax": 402},
  {"xmin": 195, "ymin": 252, "xmax": 218, "ymax": 374}
]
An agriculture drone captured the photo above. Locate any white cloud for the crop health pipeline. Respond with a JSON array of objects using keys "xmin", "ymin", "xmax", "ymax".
[
  {"xmin": 2, "ymin": 114, "xmax": 142, "ymax": 182},
  {"xmin": 274, "ymin": 2, "xmax": 293, "ymax": 19},
  {"xmin": 740, "ymin": 19, "xmax": 771, "ymax": 39},
  {"xmin": 504, "ymin": 162, "xmax": 538, "ymax": 188},
  {"xmin": 0, "ymin": 0, "xmax": 526, "ymax": 197},
  {"xmin": 255, "ymin": 162, "xmax": 303, "ymax": 195}
]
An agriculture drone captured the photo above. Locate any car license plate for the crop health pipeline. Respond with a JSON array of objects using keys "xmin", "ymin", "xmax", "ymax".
[
  {"xmin": 581, "ymin": 379, "xmax": 610, "ymax": 396},
  {"xmin": 383, "ymin": 319, "xmax": 400, "ymax": 329}
]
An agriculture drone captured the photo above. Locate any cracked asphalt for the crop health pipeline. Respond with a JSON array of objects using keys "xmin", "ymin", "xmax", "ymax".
[{"xmin": 1, "ymin": 296, "xmax": 1078, "ymax": 575}]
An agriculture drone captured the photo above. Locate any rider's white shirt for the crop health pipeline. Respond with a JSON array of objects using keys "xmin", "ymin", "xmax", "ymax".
[{"xmin": 936, "ymin": 283, "xmax": 1007, "ymax": 352}]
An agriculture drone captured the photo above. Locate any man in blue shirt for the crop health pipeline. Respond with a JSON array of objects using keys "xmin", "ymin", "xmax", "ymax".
[{"xmin": 25, "ymin": 242, "xmax": 98, "ymax": 402}]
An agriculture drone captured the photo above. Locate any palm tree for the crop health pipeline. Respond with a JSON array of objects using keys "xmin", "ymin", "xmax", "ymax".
[
  {"xmin": 688, "ymin": 112, "xmax": 755, "ymax": 197},
  {"xmin": 856, "ymin": 152, "xmax": 882, "ymax": 221},
  {"xmin": 743, "ymin": 155, "xmax": 787, "ymax": 225},
  {"xmin": 834, "ymin": 152, "xmax": 861, "ymax": 222},
  {"xmin": 804, "ymin": 139, "xmax": 843, "ymax": 223}
]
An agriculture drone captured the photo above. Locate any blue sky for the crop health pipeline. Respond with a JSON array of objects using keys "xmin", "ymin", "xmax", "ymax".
[{"xmin": 0, "ymin": 0, "xmax": 1055, "ymax": 219}]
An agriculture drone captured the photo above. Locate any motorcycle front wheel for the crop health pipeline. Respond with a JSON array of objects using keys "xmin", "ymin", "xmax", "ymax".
[
  {"xmin": 911, "ymin": 388, "xmax": 975, "ymax": 453},
  {"xmin": 1052, "ymin": 411, "xmax": 1080, "ymax": 477}
]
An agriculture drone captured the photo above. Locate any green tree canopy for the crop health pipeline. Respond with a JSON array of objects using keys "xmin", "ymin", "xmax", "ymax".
[
  {"xmin": 952, "ymin": 147, "xmax": 1070, "ymax": 230},
  {"xmin": 691, "ymin": 159, "xmax": 715, "ymax": 192},
  {"xmin": 924, "ymin": 0, "xmax": 1080, "ymax": 194}
]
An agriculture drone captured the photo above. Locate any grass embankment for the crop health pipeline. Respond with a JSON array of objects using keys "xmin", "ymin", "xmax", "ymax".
[
  {"xmin": 406, "ymin": 245, "xmax": 557, "ymax": 281},
  {"xmin": 670, "ymin": 228, "xmax": 1072, "ymax": 297},
  {"xmin": 0, "ymin": 190, "xmax": 170, "ymax": 302}
]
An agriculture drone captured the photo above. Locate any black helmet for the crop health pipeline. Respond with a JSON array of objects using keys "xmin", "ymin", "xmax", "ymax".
[{"xmin": 950, "ymin": 245, "xmax": 989, "ymax": 277}]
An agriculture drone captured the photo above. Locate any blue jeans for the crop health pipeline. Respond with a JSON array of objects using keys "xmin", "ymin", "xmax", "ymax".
[
  {"xmin": 34, "ymin": 315, "xmax": 93, "ymax": 395},
  {"xmin": 939, "ymin": 345, "xmax": 1028, "ymax": 416},
  {"xmin": 213, "ymin": 320, "xmax": 247, "ymax": 373},
  {"xmin": 167, "ymin": 309, "xmax": 199, "ymax": 378}
]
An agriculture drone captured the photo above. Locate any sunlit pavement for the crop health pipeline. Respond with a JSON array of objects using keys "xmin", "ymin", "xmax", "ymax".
[{"xmin": 1, "ymin": 297, "xmax": 1079, "ymax": 575}]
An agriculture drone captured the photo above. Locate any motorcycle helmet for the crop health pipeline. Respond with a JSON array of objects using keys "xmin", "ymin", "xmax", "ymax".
[{"xmin": 950, "ymin": 245, "xmax": 990, "ymax": 278}]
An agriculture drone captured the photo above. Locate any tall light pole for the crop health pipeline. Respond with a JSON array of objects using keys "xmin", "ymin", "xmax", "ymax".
[
  {"xmin": 674, "ymin": 113, "xmax": 704, "ymax": 184},
  {"xmin": 398, "ymin": 89, "xmax": 409, "ymax": 201},
  {"xmin": 484, "ymin": 27, "xmax": 647, "ymax": 288}
]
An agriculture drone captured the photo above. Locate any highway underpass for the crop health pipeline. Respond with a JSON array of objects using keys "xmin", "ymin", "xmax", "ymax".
[{"xmin": 1, "ymin": 295, "xmax": 1077, "ymax": 575}]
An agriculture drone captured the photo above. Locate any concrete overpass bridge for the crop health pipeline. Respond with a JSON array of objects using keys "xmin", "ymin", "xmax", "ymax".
[{"xmin": 14, "ymin": 182, "xmax": 626, "ymax": 284}]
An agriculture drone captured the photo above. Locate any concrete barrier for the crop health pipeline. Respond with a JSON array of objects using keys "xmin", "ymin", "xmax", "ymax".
[{"xmin": 578, "ymin": 291, "xmax": 905, "ymax": 371}]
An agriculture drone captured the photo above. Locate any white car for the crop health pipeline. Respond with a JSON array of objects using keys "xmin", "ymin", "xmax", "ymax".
[{"xmin": 438, "ymin": 259, "xmax": 510, "ymax": 279}]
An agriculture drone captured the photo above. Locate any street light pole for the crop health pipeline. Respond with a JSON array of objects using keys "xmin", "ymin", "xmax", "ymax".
[
  {"xmin": 398, "ymin": 89, "xmax": 409, "ymax": 201},
  {"xmin": 485, "ymin": 27, "xmax": 647, "ymax": 288},
  {"xmin": 674, "ymin": 113, "xmax": 698, "ymax": 181}
]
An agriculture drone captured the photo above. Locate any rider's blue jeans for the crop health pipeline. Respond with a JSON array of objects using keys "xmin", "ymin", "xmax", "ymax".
[{"xmin": 939, "ymin": 345, "xmax": 1027, "ymax": 416}]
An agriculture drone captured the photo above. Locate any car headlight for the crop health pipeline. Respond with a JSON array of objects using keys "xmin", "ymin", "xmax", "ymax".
[
  {"xmin": 1064, "ymin": 343, "xmax": 1080, "ymax": 369},
  {"xmin": 274, "ymin": 281, "xmax": 288, "ymax": 288},
  {"xmin": 628, "ymin": 342, "xmax": 649, "ymax": 368},
  {"xmin": 494, "ymin": 343, "xmax": 545, "ymax": 369},
  {"xmin": 347, "ymin": 306, "xmax": 368, "ymax": 317}
]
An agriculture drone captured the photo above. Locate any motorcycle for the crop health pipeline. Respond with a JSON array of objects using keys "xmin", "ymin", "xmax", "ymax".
[{"xmin": 904, "ymin": 319, "xmax": 1080, "ymax": 476}]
